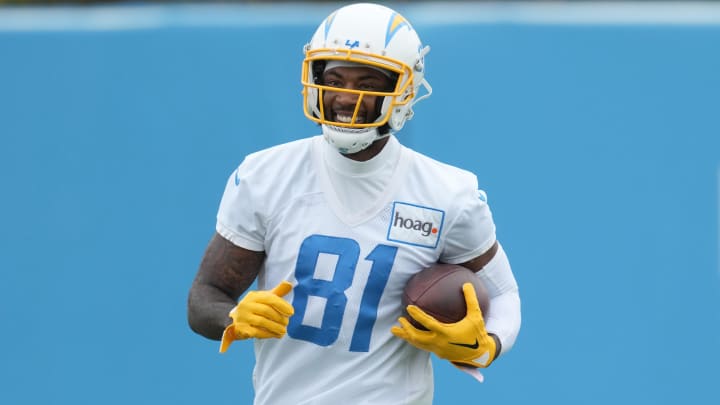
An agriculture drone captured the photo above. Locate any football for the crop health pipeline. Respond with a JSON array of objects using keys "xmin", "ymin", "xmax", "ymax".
[{"xmin": 402, "ymin": 263, "xmax": 490, "ymax": 330}]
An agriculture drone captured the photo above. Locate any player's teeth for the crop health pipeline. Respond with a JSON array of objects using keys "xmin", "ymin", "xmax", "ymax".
[{"xmin": 335, "ymin": 114, "xmax": 365, "ymax": 124}]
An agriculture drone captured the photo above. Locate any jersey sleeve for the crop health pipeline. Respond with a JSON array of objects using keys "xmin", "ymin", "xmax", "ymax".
[
  {"xmin": 215, "ymin": 160, "xmax": 266, "ymax": 252},
  {"xmin": 439, "ymin": 189, "xmax": 497, "ymax": 264}
]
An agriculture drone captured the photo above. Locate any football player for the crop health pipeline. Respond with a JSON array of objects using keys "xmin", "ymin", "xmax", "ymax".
[{"xmin": 187, "ymin": 3, "xmax": 521, "ymax": 404}]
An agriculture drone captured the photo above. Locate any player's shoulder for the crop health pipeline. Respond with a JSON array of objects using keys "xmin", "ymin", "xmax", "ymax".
[
  {"xmin": 404, "ymin": 146, "xmax": 478, "ymax": 191},
  {"xmin": 243, "ymin": 136, "xmax": 316, "ymax": 165},
  {"xmin": 236, "ymin": 136, "xmax": 318, "ymax": 176}
]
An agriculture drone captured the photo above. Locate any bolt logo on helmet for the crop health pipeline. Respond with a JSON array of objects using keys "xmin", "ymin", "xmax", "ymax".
[{"xmin": 302, "ymin": 3, "xmax": 433, "ymax": 154}]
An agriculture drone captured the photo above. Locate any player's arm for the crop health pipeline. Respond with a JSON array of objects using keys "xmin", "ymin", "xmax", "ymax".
[
  {"xmin": 187, "ymin": 232, "xmax": 265, "ymax": 340},
  {"xmin": 459, "ymin": 241, "xmax": 521, "ymax": 359}
]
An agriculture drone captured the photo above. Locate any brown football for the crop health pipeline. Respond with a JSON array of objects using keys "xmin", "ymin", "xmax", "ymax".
[{"xmin": 401, "ymin": 263, "xmax": 490, "ymax": 330}]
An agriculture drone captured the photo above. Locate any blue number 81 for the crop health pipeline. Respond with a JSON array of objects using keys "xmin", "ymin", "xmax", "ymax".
[{"xmin": 287, "ymin": 234, "xmax": 398, "ymax": 352}]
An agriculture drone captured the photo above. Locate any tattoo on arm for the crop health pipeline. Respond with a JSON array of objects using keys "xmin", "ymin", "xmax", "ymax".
[{"xmin": 187, "ymin": 233, "xmax": 265, "ymax": 340}]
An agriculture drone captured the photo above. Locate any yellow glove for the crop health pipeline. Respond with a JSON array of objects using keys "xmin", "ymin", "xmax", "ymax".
[
  {"xmin": 391, "ymin": 282, "xmax": 498, "ymax": 368},
  {"xmin": 219, "ymin": 281, "xmax": 294, "ymax": 353}
]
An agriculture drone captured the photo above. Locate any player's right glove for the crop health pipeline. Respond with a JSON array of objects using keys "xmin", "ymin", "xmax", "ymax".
[{"xmin": 219, "ymin": 281, "xmax": 294, "ymax": 353}]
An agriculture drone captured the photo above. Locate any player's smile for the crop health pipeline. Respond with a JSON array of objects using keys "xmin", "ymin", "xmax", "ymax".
[
  {"xmin": 321, "ymin": 65, "xmax": 392, "ymax": 127},
  {"xmin": 332, "ymin": 110, "xmax": 369, "ymax": 124},
  {"xmin": 326, "ymin": 91, "xmax": 375, "ymax": 125}
]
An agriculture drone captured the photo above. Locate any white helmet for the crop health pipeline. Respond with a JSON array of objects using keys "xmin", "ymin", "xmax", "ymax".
[{"xmin": 302, "ymin": 3, "xmax": 432, "ymax": 154}]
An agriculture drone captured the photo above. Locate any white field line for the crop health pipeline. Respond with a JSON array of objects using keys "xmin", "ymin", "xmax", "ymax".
[{"xmin": 3, "ymin": 2, "xmax": 720, "ymax": 31}]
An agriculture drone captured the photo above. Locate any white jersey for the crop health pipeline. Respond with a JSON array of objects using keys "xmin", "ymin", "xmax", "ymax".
[{"xmin": 216, "ymin": 135, "xmax": 497, "ymax": 405}]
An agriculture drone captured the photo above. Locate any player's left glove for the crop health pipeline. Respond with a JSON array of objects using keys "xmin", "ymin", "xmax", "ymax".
[{"xmin": 391, "ymin": 282, "xmax": 499, "ymax": 368}]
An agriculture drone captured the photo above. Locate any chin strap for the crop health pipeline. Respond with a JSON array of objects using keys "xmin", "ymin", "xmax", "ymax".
[
  {"xmin": 322, "ymin": 124, "xmax": 389, "ymax": 154},
  {"xmin": 412, "ymin": 78, "xmax": 433, "ymax": 107}
]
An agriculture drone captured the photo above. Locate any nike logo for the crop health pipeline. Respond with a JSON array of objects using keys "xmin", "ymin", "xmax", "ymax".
[
  {"xmin": 449, "ymin": 338, "xmax": 479, "ymax": 349},
  {"xmin": 234, "ymin": 169, "xmax": 240, "ymax": 186}
]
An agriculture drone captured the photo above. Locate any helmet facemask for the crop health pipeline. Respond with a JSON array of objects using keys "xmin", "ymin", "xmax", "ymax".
[{"xmin": 304, "ymin": 50, "xmax": 411, "ymax": 130}]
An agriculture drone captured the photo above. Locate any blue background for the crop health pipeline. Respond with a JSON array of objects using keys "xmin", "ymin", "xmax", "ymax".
[{"xmin": 1, "ymin": 3, "xmax": 719, "ymax": 404}]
